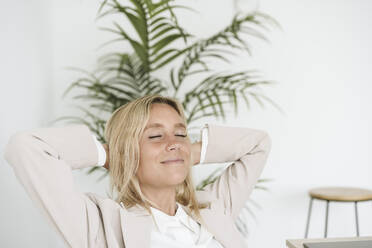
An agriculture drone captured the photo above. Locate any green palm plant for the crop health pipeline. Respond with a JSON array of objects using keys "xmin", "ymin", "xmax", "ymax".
[{"xmin": 55, "ymin": 0, "xmax": 280, "ymax": 237}]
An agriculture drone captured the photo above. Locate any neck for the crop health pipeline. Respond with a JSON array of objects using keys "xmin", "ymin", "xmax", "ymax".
[{"xmin": 141, "ymin": 184, "xmax": 178, "ymax": 216}]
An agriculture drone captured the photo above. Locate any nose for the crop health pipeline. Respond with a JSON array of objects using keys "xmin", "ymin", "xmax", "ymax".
[
  {"xmin": 166, "ymin": 137, "xmax": 181, "ymax": 151},
  {"xmin": 167, "ymin": 144, "xmax": 180, "ymax": 151}
]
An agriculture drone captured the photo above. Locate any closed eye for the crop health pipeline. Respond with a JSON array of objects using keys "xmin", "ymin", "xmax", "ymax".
[
  {"xmin": 149, "ymin": 134, "xmax": 187, "ymax": 139},
  {"xmin": 149, "ymin": 135, "xmax": 161, "ymax": 139}
]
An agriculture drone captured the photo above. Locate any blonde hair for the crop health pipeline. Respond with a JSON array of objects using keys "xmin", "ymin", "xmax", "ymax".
[{"xmin": 104, "ymin": 94, "xmax": 210, "ymax": 225}]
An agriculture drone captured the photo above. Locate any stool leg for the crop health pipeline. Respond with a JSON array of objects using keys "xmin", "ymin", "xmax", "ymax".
[
  {"xmin": 305, "ymin": 198, "xmax": 314, "ymax": 238},
  {"xmin": 324, "ymin": 200, "xmax": 329, "ymax": 238},
  {"xmin": 354, "ymin": 201, "xmax": 359, "ymax": 237}
]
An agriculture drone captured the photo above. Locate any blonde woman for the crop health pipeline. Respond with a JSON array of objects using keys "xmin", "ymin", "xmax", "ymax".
[{"xmin": 4, "ymin": 95, "xmax": 271, "ymax": 248}]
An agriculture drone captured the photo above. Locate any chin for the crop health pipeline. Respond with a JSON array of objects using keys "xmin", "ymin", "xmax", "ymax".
[{"xmin": 166, "ymin": 172, "xmax": 188, "ymax": 185}]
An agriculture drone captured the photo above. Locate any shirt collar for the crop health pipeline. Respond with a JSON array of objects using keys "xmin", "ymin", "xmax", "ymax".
[{"xmin": 150, "ymin": 202, "xmax": 199, "ymax": 234}]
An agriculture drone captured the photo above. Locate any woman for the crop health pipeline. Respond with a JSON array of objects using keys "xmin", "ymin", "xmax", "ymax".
[{"xmin": 4, "ymin": 95, "xmax": 271, "ymax": 248}]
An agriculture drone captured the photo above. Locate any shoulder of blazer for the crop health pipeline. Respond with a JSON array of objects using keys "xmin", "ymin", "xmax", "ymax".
[{"xmin": 84, "ymin": 192, "xmax": 121, "ymax": 210}]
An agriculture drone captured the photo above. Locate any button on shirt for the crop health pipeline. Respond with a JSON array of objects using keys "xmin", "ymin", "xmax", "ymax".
[{"xmin": 92, "ymin": 126, "xmax": 224, "ymax": 247}]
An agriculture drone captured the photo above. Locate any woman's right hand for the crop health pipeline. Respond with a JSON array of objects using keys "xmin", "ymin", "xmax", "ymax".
[{"xmin": 102, "ymin": 143, "xmax": 110, "ymax": 170}]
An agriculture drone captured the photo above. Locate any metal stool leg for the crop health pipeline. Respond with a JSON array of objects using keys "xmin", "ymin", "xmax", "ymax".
[
  {"xmin": 354, "ymin": 201, "xmax": 359, "ymax": 237},
  {"xmin": 324, "ymin": 200, "xmax": 329, "ymax": 238},
  {"xmin": 305, "ymin": 198, "xmax": 314, "ymax": 238}
]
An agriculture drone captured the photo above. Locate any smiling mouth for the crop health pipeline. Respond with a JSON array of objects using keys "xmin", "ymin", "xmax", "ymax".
[{"xmin": 161, "ymin": 159, "xmax": 184, "ymax": 164}]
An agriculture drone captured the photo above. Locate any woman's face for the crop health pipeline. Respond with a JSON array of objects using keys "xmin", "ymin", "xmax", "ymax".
[{"xmin": 136, "ymin": 103, "xmax": 191, "ymax": 189}]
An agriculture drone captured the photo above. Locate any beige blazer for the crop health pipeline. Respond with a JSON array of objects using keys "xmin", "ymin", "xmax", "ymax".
[{"xmin": 4, "ymin": 123, "xmax": 271, "ymax": 248}]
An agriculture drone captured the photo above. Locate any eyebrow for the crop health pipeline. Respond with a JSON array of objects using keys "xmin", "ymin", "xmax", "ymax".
[{"xmin": 144, "ymin": 123, "xmax": 186, "ymax": 131}]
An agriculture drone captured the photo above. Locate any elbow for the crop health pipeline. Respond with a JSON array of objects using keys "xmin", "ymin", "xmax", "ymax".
[
  {"xmin": 4, "ymin": 132, "xmax": 32, "ymax": 164},
  {"xmin": 264, "ymin": 132, "xmax": 272, "ymax": 150},
  {"xmin": 260, "ymin": 131, "xmax": 272, "ymax": 156}
]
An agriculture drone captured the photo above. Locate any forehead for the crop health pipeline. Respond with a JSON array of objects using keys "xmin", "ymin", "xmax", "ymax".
[
  {"xmin": 149, "ymin": 103, "xmax": 182, "ymax": 120},
  {"xmin": 144, "ymin": 122, "xmax": 186, "ymax": 131},
  {"xmin": 145, "ymin": 104, "xmax": 186, "ymax": 130}
]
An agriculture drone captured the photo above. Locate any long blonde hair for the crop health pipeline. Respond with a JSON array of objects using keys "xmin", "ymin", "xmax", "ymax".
[{"xmin": 104, "ymin": 94, "xmax": 209, "ymax": 225}]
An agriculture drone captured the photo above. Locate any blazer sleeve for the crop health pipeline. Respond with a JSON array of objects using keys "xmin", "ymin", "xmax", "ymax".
[
  {"xmin": 200, "ymin": 124, "xmax": 272, "ymax": 221},
  {"xmin": 3, "ymin": 124, "xmax": 103, "ymax": 248}
]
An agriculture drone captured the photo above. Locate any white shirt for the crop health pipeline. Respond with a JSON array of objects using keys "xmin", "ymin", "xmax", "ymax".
[
  {"xmin": 91, "ymin": 126, "xmax": 224, "ymax": 247},
  {"xmin": 149, "ymin": 202, "xmax": 224, "ymax": 248}
]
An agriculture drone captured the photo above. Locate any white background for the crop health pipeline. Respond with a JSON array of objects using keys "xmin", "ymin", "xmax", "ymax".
[{"xmin": 1, "ymin": 0, "xmax": 372, "ymax": 247}]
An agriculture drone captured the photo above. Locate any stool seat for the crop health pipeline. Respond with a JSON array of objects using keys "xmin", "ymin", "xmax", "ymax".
[{"xmin": 309, "ymin": 187, "xmax": 372, "ymax": 202}]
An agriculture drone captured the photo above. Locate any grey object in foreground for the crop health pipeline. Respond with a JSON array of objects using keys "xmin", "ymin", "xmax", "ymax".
[
  {"xmin": 287, "ymin": 237, "xmax": 372, "ymax": 248},
  {"xmin": 304, "ymin": 240, "xmax": 372, "ymax": 248}
]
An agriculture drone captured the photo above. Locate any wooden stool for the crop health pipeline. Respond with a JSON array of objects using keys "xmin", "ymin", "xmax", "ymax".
[{"xmin": 304, "ymin": 187, "xmax": 372, "ymax": 238}]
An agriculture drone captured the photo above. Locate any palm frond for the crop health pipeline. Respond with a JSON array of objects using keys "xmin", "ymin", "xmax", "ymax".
[
  {"xmin": 182, "ymin": 71, "xmax": 276, "ymax": 124},
  {"xmin": 98, "ymin": 0, "xmax": 192, "ymax": 73},
  {"xmin": 173, "ymin": 11, "xmax": 279, "ymax": 92}
]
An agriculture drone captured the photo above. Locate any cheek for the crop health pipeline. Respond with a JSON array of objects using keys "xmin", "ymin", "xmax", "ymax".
[
  {"xmin": 183, "ymin": 143, "xmax": 192, "ymax": 157},
  {"xmin": 137, "ymin": 153, "xmax": 157, "ymax": 185},
  {"xmin": 137, "ymin": 143, "xmax": 161, "ymax": 175},
  {"xmin": 140, "ymin": 142, "xmax": 162, "ymax": 161}
]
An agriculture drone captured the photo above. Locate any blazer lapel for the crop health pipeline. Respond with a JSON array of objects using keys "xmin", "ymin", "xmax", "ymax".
[{"xmin": 119, "ymin": 204, "xmax": 153, "ymax": 248}]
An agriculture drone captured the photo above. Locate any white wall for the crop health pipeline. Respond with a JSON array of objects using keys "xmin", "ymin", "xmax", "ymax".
[
  {"xmin": 0, "ymin": 1, "xmax": 60, "ymax": 247},
  {"xmin": 1, "ymin": 0, "xmax": 372, "ymax": 247}
]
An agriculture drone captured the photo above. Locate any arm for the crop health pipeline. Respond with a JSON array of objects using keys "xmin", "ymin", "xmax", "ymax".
[
  {"xmin": 199, "ymin": 123, "xmax": 271, "ymax": 221},
  {"xmin": 3, "ymin": 125, "xmax": 103, "ymax": 248}
]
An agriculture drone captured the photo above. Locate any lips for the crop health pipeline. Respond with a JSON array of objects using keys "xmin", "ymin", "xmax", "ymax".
[{"xmin": 161, "ymin": 159, "xmax": 184, "ymax": 164}]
